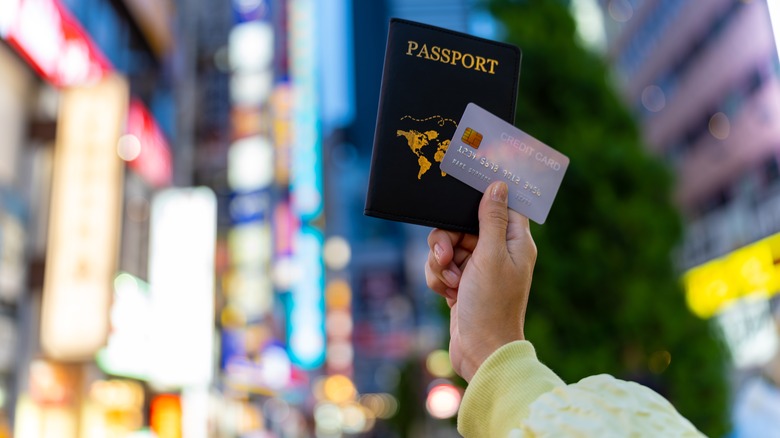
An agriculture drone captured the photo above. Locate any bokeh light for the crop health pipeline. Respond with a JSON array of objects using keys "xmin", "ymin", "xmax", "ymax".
[
  {"xmin": 359, "ymin": 393, "xmax": 398, "ymax": 419},
  {"xmin": 314, "ymin": 402, "xmax": 342, "ymax": 435},
  {"xmin": 426, "ymin": 382, "xmax": 461, "ymax": 419},
  {"xmin": 607, "ymin": 0, "xmax": 633, "ymax": 22},
  {"xmin": 117, "ymin": 134, "xmax": 141, "ymax": 161},
  {"xmin": 641, "ymin": 85, "xmax": 666, "ymax": 113},
  {"xmin": 426, "ymin": 349, "xmax": 454, "ymax": 378},
  {"xmin": 709, "ymin": 112, "xmax": 731, "ymax": 140},
  {"xmin": 325, "ymin": 340, "xmax": 353, "ymax": 370},
  {"xmin": 326, "ymin": 310, "xmax": 353, "ymax": 338},
  {"xmin": 322, "ymin": 374, "xmax": 356, "ymax": 404},
  {"xmin": 323, "ymin": 236, "xmax": 351, "ymax": 270},
  {"xmin": 648, "ymin": 350, "xmax": 672, "ymax": 374},
  {"xmin": 340, "ymin": 403, "xmax": 370, "ymax": 434}
]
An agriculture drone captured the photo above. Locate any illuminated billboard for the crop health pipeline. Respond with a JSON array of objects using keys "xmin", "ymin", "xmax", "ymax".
[
  {"xmin": 684, "ymin": 232, "xmax": 780, "ymax": 368},
  {"xmin": 683, "ymin": 232, "xmax": 780, "ymax": 318},
  {"xmin": 0, "ymin": 0, "xmax": 111, "ymax": 87},
  {"xmin": 40, "ymin": 73, "xmax": 128, "ymax": 361},
  {"xmin": 96, "ymin": 273, "xmax": 151, "ymax": 380},
  {"xmin": 148, "ymin": 187, "xmax": 217, "ymax": 388},
  {"xmin": 289, "ymin": 0, "xmax": 323, "ymax": 220},
  {"xmin": 287, "ymin": 226, "xmax": 326, "ymax": 369}
]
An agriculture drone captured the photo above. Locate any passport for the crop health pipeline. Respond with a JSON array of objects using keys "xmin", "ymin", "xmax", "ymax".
[{"xmin": 364, "ymin": 18, "xmax": 522, "ymax": 234}]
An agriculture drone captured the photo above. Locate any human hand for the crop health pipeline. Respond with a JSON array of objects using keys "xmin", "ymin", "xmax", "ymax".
[{"xmin": 425, "ymin": 181, "xmax": 537, "ymax": 382}]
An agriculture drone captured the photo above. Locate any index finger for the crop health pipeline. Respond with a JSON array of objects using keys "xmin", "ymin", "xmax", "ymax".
[{"xmin": 427, "ymin": 228, "xmax": 463, "ymax": 267}]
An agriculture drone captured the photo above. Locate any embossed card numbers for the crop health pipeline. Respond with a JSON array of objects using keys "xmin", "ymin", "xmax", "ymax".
[{"xmin": 364, "ymin": 18, "xmax": 522, "ymax": 234}]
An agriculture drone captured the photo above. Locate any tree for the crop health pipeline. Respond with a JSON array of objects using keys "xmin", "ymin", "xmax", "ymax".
[{"xmin": 484, "ymin": 0, "xmax": 728, "ymax": 434}]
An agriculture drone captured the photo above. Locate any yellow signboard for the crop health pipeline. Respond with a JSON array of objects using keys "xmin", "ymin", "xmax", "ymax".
[{"xmin": 684, "ymin": 233, "xmax": 780, "ymax": 318}]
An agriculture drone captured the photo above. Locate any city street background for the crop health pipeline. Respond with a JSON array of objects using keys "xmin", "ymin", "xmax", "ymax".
[{"xmin": 0, "ymin": 0, "xmax": 779, "ymax": 436}]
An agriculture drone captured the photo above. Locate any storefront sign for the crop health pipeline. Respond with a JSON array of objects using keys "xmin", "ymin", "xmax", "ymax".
[
  {"xmin": 684, "ymin": 232, "xmax": 780, "ymax": 318},
  {"xmin": 41, "ymin": 73, "xmax": 128, "ymax": 361},
  {"xmin": 1, "ymin": 0, "xmax": 111, "ymax": 87},
  {"xmin": 125, "ymin": 99, "xmax": 173, "ymax": 187},
  {"xmin": 148, "ymin": 187, "xmax": 217, "ymax": 388}
]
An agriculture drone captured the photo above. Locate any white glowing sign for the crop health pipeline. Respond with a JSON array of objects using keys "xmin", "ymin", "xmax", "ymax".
[
  {"xmin": 228, "ymin": 21, "xmax": 274, "ymax": 72},
  {"xmin": 148, "ymin": 187, "xmax": 217, "ymax": 388},
  {"xmin": 96, "ymin": 273, "xmax": 152, "ymax": 380},
  {"xmin": 40, "ymin": 74, "xmax": 128, "ymax": 361},
  {"xmin": 715, "ymin": 297, "xmax": 779, "ymax": 369},
  {"xmin": 228, "ymin": 136, "xmax": 274, "ymax": 192}
]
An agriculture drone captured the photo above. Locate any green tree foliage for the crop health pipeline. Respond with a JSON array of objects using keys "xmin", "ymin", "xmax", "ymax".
[{"xmin": 485, "ymin": 0, "xmax": 728, "ymax": 434}]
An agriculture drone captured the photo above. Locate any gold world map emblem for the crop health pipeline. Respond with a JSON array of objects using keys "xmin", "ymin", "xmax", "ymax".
[{"xmin": 396, "ymin": 115, "xmax": 458, "ymax": 180}]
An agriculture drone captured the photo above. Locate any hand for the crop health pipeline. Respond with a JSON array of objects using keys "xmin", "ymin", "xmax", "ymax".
[{"xmin": 425, "ymin": 181, "xmax": 537, "ymax": 382}]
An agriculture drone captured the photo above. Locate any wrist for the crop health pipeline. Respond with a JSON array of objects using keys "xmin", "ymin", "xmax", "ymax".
[{"xmin": 462, "ymin": 334, "xmax": 524, "ymax": 382}]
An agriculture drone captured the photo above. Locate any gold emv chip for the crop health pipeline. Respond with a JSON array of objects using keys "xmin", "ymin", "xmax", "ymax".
[{"xmin": 462, "ymin": 127, "xmax": 483, "ymax": 149}]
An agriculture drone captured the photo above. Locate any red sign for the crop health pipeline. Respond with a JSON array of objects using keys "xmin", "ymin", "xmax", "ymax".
[
  {"xmin": 126, "ymin": 99, "xmax": 173, "ymax": 187},
  {"xmin": 3, "ymin": 0, "xmax": 111, "ymax": 87},
  {"xmin": 3, "ymin": 1, "xmax": 172, "ymax": 188}
]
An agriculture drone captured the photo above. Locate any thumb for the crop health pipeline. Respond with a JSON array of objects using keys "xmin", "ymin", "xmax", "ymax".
[{"xmin": 477, "ymin": 181, "xmax": 510, "ymax": 250}]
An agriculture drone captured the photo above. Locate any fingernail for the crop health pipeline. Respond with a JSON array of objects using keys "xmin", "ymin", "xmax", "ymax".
[
  {"xmin": 443, "ymin": 269, "xmax": 459, "ymax": 288},
  {"xmin": 491, "ymin": 182, "xmax": 508, "ymax": 203},
  {"xmin": 433, "ymin": 243, "xmax": 443, "ymax": 263}
]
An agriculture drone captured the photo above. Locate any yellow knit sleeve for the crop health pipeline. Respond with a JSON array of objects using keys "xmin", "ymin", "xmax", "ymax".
[
  {"xmin": 457, "ymin": 341, "xmax": 565, "ymax": 437},
  {"xmin": 457, "ymin": 341, "xmax": 706, "ymax": 437}
]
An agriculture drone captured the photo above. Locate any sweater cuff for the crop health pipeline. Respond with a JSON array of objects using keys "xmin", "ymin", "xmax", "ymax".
[{"xmin": 457, "ymin": 341, "xmax": 565, "ymax": 437}]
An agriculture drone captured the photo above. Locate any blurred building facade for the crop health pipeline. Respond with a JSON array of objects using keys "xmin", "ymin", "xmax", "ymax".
[
  {"xmin": 0, "ymin": 0, "xmax": 179, "ymax": 435},
  {"xmin": 0, "ymin": 0, "xmax": 496, "ymax": 436},
  {"xmin": 600, "ymin": 0, "xmax": 780, "ymax": 430},
  {"xmin": 0, "ymin": 40, "xmax": 35, "ymax": 438},
  {"xmin": 603, "ymin": 0, "xmax": 780, "ymax": 269}
]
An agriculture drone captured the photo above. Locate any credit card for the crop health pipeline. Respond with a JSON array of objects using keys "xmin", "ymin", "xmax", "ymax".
[{"xmin": 440, "ymin": 103, "xmax": 569, "ymax": 224}]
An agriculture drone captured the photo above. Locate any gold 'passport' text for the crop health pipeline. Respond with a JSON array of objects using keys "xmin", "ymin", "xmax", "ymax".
[{"xmin": 405, "ymin": 40, "xmax": 499, "ymax": 74}]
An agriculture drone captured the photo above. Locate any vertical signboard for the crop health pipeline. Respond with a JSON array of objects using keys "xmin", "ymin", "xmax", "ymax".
[
  {"xmin": 286, "ymin": 0, "xmax": 325, "ymax": 371},
  {"xmin": 41, "ymin": 73, "xmax": 128, "ymax": 361},
  {"xmin": 288, "ymin": 226, "xmax": 325, "ymax": 369},
  {"xmin": 289, "ymin": 0, "xmax": 323, "ymax": 221},
  {"xmin": 148, "ymin": 187, "xmax": 217, "ymax": 388}
]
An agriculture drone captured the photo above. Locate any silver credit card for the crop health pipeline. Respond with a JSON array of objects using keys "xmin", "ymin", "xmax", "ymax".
[{"xmin": 440, "ymin": 103, "xmax": 569, "ymax": 224}]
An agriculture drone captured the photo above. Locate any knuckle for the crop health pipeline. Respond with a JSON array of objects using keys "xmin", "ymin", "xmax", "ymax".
[
  {"xmin": 487, "ymin": 209, "xmax": 508, "ymax": 225},
  {"xmin": 527, "ymin": 238, "xmax": 538, "ymax": 262}
]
